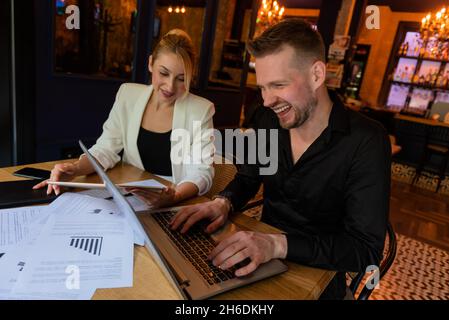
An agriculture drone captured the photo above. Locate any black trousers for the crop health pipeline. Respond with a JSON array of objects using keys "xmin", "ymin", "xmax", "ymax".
[{"xmin": 319, "ymin": 272, "xmax": 347, "ymax": 300}]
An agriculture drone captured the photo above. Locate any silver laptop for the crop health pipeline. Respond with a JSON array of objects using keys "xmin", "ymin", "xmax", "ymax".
[{"xmin": 79, "ymin": 140, "xmax": 287, "ymax": 300}]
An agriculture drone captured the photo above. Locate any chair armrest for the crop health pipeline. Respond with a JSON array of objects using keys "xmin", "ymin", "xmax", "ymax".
[{"xmin": 241, "ymin": 198, "xmax": 263, "ymax": 212}]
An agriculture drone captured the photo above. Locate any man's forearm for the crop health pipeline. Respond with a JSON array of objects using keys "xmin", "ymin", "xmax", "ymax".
[
  {"xmin": 219, "ymin": 172, "xmax": 262, "ymax": 211},
  {"xmin": 269, "ymin": 234, "xmax": 288, "ymax": 259}
]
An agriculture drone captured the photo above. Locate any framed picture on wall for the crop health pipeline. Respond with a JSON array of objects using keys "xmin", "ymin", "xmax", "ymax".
[
  {"xmin": 408, "ymin": 88, "xmax": 433, "ymax": 112},
  {"xmin": 393, "ymin": 58, "xmax": 417, "ymax": 83},
  {"xmin": 386, "ymin": 84, "xmax": 409, "ymax": 111}
]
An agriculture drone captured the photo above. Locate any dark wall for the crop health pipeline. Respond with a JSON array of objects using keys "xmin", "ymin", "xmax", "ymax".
[
  {"xmin": 15, "ymin": 0, "xmax": 37, "ymax": 165},
  {"xmin": 0, "ymin": 1, "xmax": 13, "ymax": 166},
  {"xmin": 369, "ymin": 0, "xmax": 449, "ymax": 12},
  {"xmin": 316, "ymin": 0, "xmax": 343, "ymax": 57},
  {"xmin": 32, "ymin": 0, "xmax": 146, "ymax": 162},
  {"xmin": 0, "ymin": 1, "xmax": 38, "ymax": 166}
]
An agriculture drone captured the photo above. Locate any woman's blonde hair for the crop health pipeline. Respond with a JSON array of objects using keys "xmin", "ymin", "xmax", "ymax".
[{"xmin": 151, "ymin": 29, "xmax": 195, "ymax": 92}]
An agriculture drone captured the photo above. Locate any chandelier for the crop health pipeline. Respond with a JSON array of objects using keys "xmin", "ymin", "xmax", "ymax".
[
  {"xmin": 420, "ymin": 7, "xmax": 449, "ymax": 41},
  {"xmin": 257, "ymin": 0, "xmax": 285, "ymax": 30}
]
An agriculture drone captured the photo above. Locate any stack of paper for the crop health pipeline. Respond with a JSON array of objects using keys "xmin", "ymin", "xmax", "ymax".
[{"xmin": 0, "ymin": 193, "xmax": 135, "ymax": 300}]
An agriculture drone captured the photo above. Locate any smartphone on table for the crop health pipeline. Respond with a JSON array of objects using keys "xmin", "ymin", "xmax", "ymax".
[{"xmin": 12, "ymin": 167, "xmax": 51, "ymax": 180}]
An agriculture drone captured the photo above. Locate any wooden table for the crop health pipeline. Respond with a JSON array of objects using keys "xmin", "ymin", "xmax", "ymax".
[{"xmin": 1, "ymin": 161, "xmax": 335, "ymax": 300}]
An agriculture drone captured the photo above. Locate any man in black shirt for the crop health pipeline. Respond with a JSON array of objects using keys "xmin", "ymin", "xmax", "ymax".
[{"xmin": 171, "ymin": 18, "xmax": 391, "ymax": 299}]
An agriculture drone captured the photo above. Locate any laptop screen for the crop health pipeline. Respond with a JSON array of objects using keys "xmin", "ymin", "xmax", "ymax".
[{"xmin": 78, "ymin": 140, "xmax": 186, "ymax": 299}]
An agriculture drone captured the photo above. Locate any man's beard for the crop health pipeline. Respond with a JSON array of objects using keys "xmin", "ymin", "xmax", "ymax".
[{"xmin": 281, "ymin": 89, "xmax": 318, "ymax": 130}]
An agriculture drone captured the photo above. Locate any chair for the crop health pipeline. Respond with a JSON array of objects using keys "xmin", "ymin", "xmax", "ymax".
[
  {"xmin": 348, "ymin": 221, "xmax": 397, "ymax": 300},
  {"xmin": 389, "ymin": 135, "xmax": 402, "ymax": 156},
  {"xmin": 412, "ymin": 124, "xmax": 449, "ymax": 192},
  {"xmin": 205, "ymin": 153, "xmax": 238, "ymax": 199},
  {"xmin": 205, "ymin": 153, "xmax": 264, "ymax": 219}
]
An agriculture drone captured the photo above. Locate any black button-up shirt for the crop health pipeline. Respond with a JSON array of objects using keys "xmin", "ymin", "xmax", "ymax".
[{"xmin": 220, "ymin": 92, "xmax": 391, "ymax": 299}]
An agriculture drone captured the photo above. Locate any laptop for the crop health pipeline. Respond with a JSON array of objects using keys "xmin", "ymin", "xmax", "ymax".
[{"xmin": 78, "ymin": 140, "xmax": 287, "ymax": 300}]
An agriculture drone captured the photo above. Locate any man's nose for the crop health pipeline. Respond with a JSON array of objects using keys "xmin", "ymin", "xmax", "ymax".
[{"xmin": 262, "ymin": 90, "xmax": 277, "ymax": 108}]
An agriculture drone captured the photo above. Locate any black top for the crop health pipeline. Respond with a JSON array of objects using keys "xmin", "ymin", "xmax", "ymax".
[
  {"xmin": 220, "ymin": 91, "xmax": 391, "ymax": 299},
  {"xmin": 137, "ymin": 127, "xmax": 172, "ymax": 176}
]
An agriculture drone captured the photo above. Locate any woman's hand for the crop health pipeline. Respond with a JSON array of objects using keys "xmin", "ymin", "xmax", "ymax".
[
  {"xmin": 33, "ymin": 162, "xmax": 78, "ymax": 195},
  {"xmin": 126, "ymin": 184, "xmax": 177, "ymax": 209}
]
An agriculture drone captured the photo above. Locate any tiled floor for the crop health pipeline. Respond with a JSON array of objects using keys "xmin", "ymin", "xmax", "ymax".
[
  {"xmin": 369, "ymin": 163, "xmax": 449, "ymax": 300},
  {"xmin": 369, "ymin": 233, "xmax": 449, "ymax": 300}
]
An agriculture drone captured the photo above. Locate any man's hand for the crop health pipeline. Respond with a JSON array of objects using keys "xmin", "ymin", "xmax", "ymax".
[
  {"xmin": 208, "ymin": 232, "xmax": 287, "ymax": 277},
  {"xmin": 170, "ymin": 198, "xmax": 231, "ymax": 234}
]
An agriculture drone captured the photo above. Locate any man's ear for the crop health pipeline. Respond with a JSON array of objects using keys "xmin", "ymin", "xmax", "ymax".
[
  {"xmin": 148, "ymin": 55, "xmax": 153, "ymax": 73},
  {"xmin": 310, "ymin": 61, "xmax": 326, "ymax": 91}
]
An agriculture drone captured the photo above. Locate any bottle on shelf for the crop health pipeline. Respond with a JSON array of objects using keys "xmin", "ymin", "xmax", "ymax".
[
  {"xmin": 395, "ymin": 68, "xmax": 402, "ymax": 81},
  {"xmin": 441, "ymin": 43, "xmax": 447, "ymax": 60},
  {"xmin": 414, "ymin": 44, "xmax": 420, "ymax": 57},
  {"xmin": 419, "ymin": 73, "xmax": 425, "ymax": 85},
  {"xmin": 430, "ymin": 40, "xmax": 438, "ymax": 59},
  {"xmin": 401, "ymin": 66, "xmax": 409, "ymax": 82},
  {"xmin": 403, "ymin": 42, "xmax": 409, "ymax": 56},
  {"xmin": 443, "ymin": 71, "xmax": 449, "ymax": 88},
  {"xmin": 425, "ymin": 69, "xmax": 432, "ymax": 85},
  {"xmin": 409, "ymin": 66, "xmax": 415, "ymax": 82},
  {"xmin": 419, "ymin": 45, "xmax": 426, "ymax": 58},
  {"xmin": 436, "ymin": 70, "xmax": 444, "ymax": 87},
  {"xmin": 436, "ymin": 41, "xmax": 443, "ymax": 60},
  {"xmin": 398, "ymin": 42, "xmax": 405, "ymax": 56},
  {"xmin": 431, "ymin": 69, "xmax": 438, "ymax": 86}
]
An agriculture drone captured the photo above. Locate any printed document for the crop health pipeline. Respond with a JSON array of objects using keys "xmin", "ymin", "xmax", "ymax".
[{"xmin": 9, "ymin": 193, "xmax": 134, "ymax": 300}]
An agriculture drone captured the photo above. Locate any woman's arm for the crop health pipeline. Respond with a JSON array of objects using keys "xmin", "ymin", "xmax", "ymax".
[
  {"xmin": 33, "ymin": 155, "xmax": 96, "ymax": 195},
  {"xmin": 173, "ymin": 181, "xmax": 199, "ymax": 203},
  {"xmin": 176, "ymin": 101, "xmax": 216, "ymax": 196}
]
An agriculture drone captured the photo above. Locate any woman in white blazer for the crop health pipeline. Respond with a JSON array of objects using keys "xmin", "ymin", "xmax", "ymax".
[{"xmin": 35, "ymin": 29, "xmax": 215, "ymax": 208}]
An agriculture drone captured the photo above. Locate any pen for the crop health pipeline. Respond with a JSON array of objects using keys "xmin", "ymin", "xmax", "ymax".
[{"xmin": 46, "ymin": 181, "xmax": 105, "ymax": 189}]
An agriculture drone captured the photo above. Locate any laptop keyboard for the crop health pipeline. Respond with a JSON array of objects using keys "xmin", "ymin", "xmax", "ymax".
[{"xmin": 153, "ymin": 211, "xmax": 237, "ymax": 285}]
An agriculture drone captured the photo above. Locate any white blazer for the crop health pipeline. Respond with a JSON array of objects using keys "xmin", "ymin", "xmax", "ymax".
[{"xmin": 88, "ymin": 83, "xmax": 215, "ymax": 196}]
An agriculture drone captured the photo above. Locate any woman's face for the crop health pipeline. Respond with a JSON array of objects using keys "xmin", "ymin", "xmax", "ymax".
[{"xmin": 149, "ymin": 51, "xmax": 187, "ymax": 104}]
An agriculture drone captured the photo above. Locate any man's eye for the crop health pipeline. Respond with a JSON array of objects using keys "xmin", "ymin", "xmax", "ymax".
[{"xmin": 160, "ymin": 72, "xmax": 169, "ymax": 76}]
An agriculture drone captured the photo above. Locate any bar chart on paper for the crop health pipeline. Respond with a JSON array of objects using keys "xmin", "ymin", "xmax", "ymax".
[{"xmin": 69, "ymin": 236, "xmax": 103, "ymax": 256}]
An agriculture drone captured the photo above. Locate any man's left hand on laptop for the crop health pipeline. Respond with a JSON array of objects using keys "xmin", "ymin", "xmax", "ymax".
[{"xmin": 208, "ymin": 231, "xmax": 287, "ymax": 277}]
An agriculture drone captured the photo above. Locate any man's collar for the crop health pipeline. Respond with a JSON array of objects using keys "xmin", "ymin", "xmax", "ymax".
[
  {"xmin": 328, "ymin": 90, "xmax": 350, "ymax": 128},
  {"xmin": 321, "ymin": 91, "xmax": 350, "ymax": 144},
  {"xmin": 277, "ymin": 90, "xmax": 350, "ymax": 145}
]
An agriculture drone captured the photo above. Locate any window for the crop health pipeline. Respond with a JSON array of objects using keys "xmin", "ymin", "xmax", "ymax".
[
  {"xmin": 54, "ymin": 0, "xmax": 137, "ymax": 80},
  {"xmin": 153, "ymin": 1, "xmax": 206, "ymax": 85},
  {"xmin": 208, "ymin": 0, "xmax": 247, "ymax": 89}
]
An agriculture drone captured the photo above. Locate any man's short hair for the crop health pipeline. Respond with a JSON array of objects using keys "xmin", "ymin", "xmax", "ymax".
[{"xmin": 247, "ymin": 18, "xmax": 325, "ymax": 67}]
